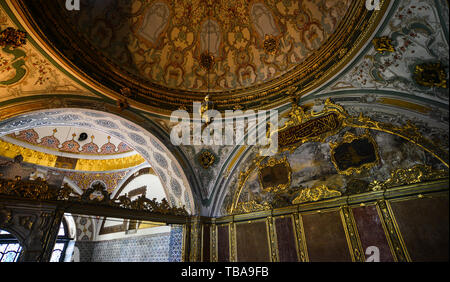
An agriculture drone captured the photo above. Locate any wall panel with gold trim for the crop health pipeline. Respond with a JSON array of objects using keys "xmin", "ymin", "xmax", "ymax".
[
  {"xmin": 206, "ymin": 180, "xmax": 448, "ymax": 262},
  {"xmin": 387, "ymin": 194, "xmax": 449, "ymax": 262},
  {"xmin": 301, "ymin": 208, "xmax": 352, "ymax": 262},
  {"xmin": 235, "ymin": 219, "xmax": 271, "ymax": 262},
  {"xmin": 351, "ymin": 204, "xmax": 395, "ymax": 262},
  {"xmin": 274, "ymin": 215, "xmax": 299, "ymax": 262},
  {"xmin": 217, "ymin": 224, "xmax": 230, "ymax": 262}
]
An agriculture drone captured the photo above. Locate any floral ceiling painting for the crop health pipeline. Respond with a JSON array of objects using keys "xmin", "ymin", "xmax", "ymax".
[
  {"xmin": 68, "ymin": 0, "xmax": 350, "ymax": 92},
  {"xmin": 0, "ymin": 6, "xmax": 95, "ymax": 104}
]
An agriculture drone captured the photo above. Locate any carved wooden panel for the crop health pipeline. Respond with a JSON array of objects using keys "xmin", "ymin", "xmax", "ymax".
[{"xmin": 202, "ymin": 224, "xmax": 210, "ymax": 262}]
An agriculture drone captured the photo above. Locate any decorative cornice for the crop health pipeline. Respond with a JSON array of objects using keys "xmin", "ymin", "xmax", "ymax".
[
  {"xmin": 0, "ymin": 139, "xmax": 146, "ymax": 171},
  {"xmin": 0, "ymin": 178, "xmax": 189, "ymax": 216},
  {"xmin": 369, "ymin": 164, "xmax": 449, "ymax": 191},
  {"xmin": 216, "ymin": 179, "xmax": 449, "ymax": 223}
]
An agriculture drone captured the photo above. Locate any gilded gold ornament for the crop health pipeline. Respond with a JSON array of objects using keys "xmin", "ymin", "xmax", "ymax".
[
  {"xmin": 0, "ymin": 27, "xmax": 27, "ymax": 48},
  {"xmin": 0, "ymin": 177, "xmax": 189, "ymax": 216},
  {"xmin": 291, "ymin": 185, "xmax": 342, "ymax": 204},
  {"xmin": 372, "ymin": 36, "xmax": 395, "ymax": 53},
  {"xmin": 232, "ymin": 200, "xmax": 272, "ymax": 215},
  {"xmin": 413, "ymin": 62, "xmax": 447, "ymax": 88},
  {"xmin": 369, "ymin": 164, "xmax": 449, "ymax": 191},
  {"xmin": 329, "ymin": 130, "xmax": 380, "ymax": 175},
  {"xmin": 257, "ymin": 156, "xmax": 292, "ymax": 193},
  {"xmin": 198, "ymin": 150, "xmax": 216, "ymax": 169},
  {"xmin": 263, "ymin": 35, "xmax": 278, "ymax": 55}
]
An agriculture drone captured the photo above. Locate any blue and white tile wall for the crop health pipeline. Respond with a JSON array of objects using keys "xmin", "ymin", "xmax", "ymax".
[
  {"xmin": 74, "ymin": 230, "xmax": 182, "ymax": 262},
  {"xmin": 168, "ymin": 225, "xmax": 183, "ymax": 262}
]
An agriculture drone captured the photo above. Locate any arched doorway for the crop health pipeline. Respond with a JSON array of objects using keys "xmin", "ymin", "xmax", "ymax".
[{"xmin": 0, "ymin": 108, "xmax": 197, "ymax": 214}]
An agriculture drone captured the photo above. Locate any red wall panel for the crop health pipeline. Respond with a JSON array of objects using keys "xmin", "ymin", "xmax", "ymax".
[
  {"xmin": 275, "ymin": 216, "xmax": 299, "ymax": 262},
  {"xmin": 352, "ymin": 205, "xmax": 394, "ymax": 262}
]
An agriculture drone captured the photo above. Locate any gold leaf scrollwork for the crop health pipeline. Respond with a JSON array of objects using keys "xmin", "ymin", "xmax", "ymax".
[
  {"xmin": 0, "ymin": 206, "xmax": 12, "ymax": 226},
  {"xmin": 232, "ymin": 200, "xmax": 272, "ymax": 215},
  {"xmin": 0, "ymin": 27, "xmax": 27, "ymax": 48},
  {"xmin": 342, "ymin": 111, "xmax": 448, "ymax": 168},
  {"xmin": 292, "ymin": 185, "xmax": 342, "ymax": 204},
  {"xmin": 0, "ymin": 177, "xmax": 188, "ymax": 216},
  {"xmin": 369, "ymin": 164, "xmax": 449, "ymax": 191},
  {"xmin": 0, "ymin": 177, "xmax": 57, "ymax": 200},
  {"xmin": 372, "ymin": 36, "xmax": 395, "ymax": 53},
  {"xmin": 413, "ymin": 62, "xmax": 447, "ymax": 89}
]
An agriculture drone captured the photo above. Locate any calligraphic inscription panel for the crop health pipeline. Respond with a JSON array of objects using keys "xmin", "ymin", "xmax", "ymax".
[{"xmin": 278, "ymin": 113, "xmax": 340, "ymax": 147}]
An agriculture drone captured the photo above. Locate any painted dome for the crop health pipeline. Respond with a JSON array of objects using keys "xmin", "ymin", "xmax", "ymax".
[{"xmin": 19, "ymin": 0, "xmax": 384, "ymax": 112}]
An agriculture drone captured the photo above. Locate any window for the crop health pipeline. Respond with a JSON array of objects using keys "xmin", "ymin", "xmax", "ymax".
[
  {"xmin": 50, "ymin": 219, "xmax": 71, "ymax": 262},
  {"xmin": 0, "ymin": 230, "xmax": 22, "ymax": 262},
  {"xmin": 1, "ymin": 217, "xmax": 72, "ymax": 262}
]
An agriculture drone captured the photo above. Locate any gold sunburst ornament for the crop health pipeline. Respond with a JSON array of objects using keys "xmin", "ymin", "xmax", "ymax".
[
  {"xmin": 263, "ymin": 35, "xmax": 278, "ymax": 55},
  {"xmin": 0, "ymin": 27, "xmax": 27, "ymax": 48},
  {"xmin": 200, "ymin": 51, "xmax": 215, "ymax": 71},
  {"xmin": 413, "ymin": 62, "xmax": 447, "ymax": 88},
  {"xmin": 372, "ymin": 36, "xmax": 394, "ymax": 53},
  {"xmin": 198, "ymin": 150, "xmax": 216, "ymax": 169}
]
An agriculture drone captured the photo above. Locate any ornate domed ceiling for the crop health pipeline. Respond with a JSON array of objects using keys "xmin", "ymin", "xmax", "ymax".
[{"xmin": 17, "ymin": 0, "xmax": 387, "ymax": 113}]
